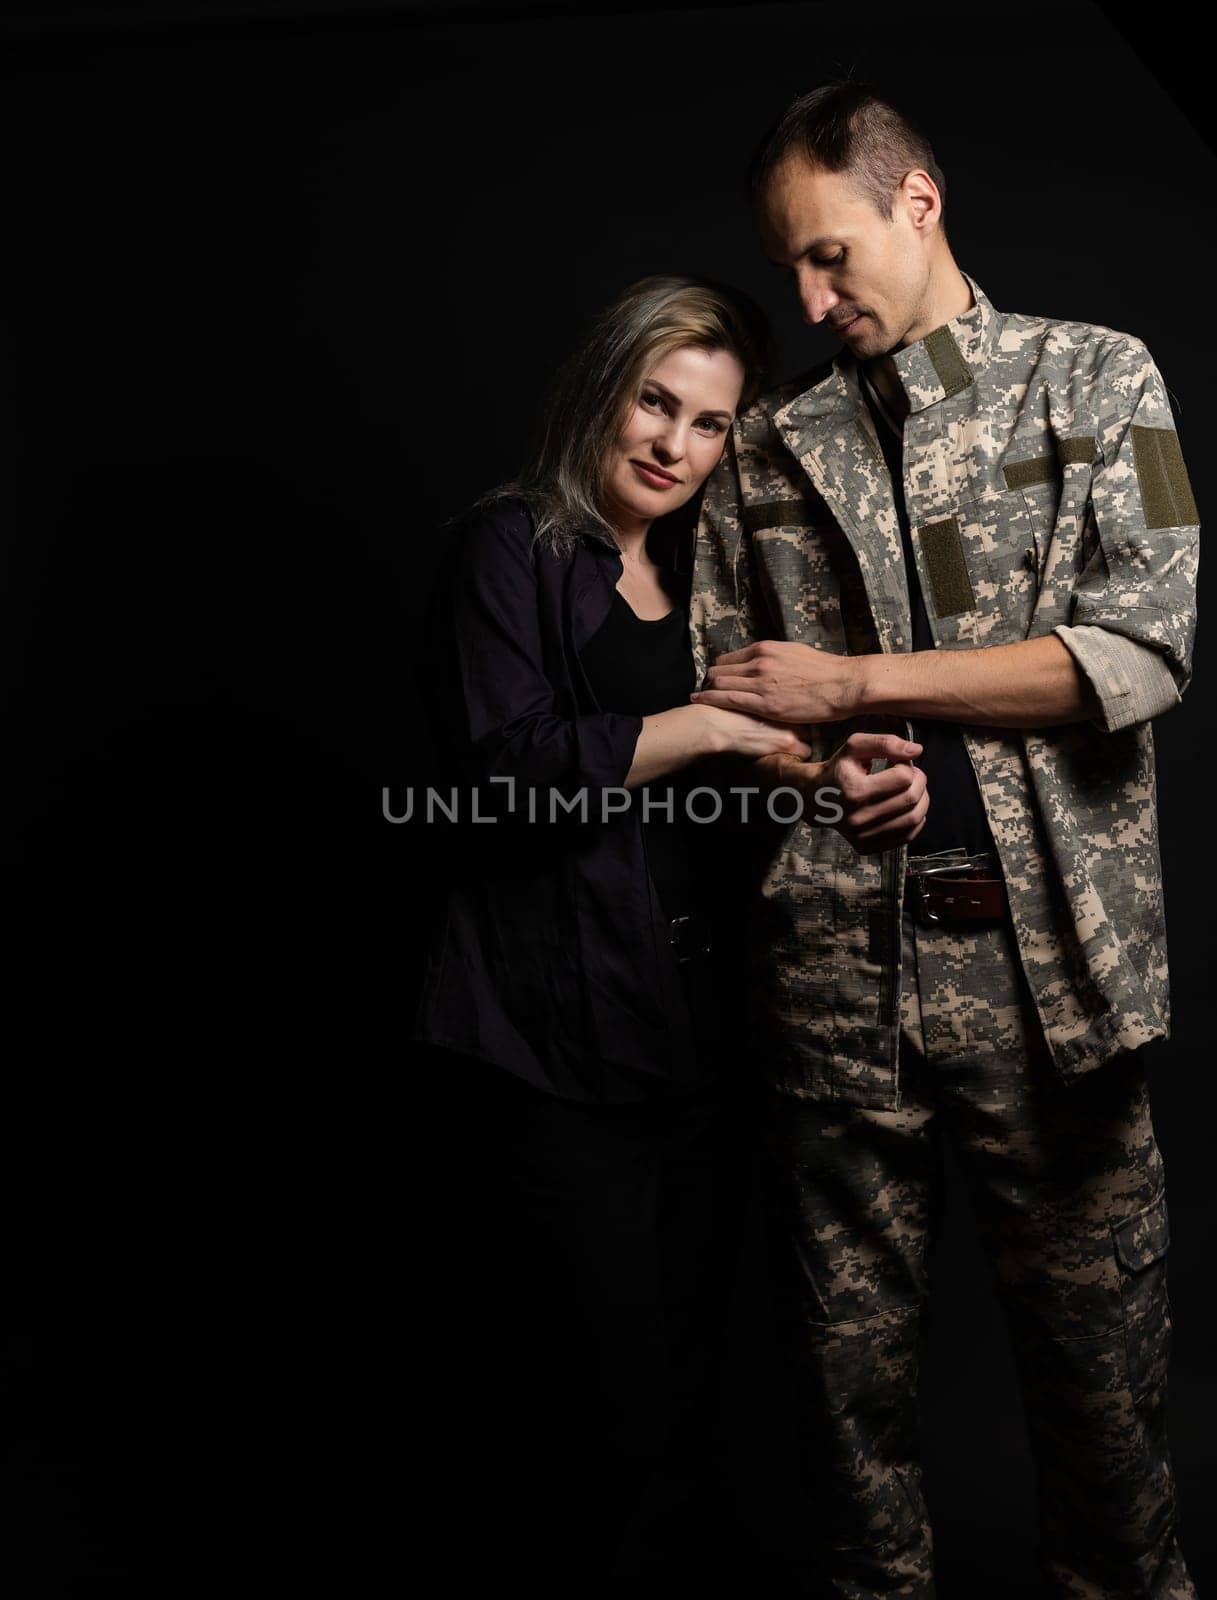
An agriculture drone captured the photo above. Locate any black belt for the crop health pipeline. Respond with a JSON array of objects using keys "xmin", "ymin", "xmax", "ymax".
[{"xmin": 905, "ymin": 849, "xmax": 1007, "ymax": 926}]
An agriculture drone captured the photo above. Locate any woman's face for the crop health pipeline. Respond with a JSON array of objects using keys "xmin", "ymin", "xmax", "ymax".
[{"xmin": 600, "ymin": 344, "xmax": 745, "ymax": 533}]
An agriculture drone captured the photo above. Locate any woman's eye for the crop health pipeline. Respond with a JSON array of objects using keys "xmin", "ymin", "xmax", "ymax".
[
  {"xmin": 696, "ymin": 419, "xmax": 726, "ymax": 434},
  {"xmin": 641, "ymin": 392, "xmax": 665, "ymax": 410}
]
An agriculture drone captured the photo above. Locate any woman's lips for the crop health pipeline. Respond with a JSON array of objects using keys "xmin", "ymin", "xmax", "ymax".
[{"xmin": 631, "ymin": 461, "xmax": 678, "ymax": 488}]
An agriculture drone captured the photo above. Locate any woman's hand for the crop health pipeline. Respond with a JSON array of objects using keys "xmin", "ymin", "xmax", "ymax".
[
  {"xmin": 698, "ymin": 705, "xmax": 812, "ymax": 761},
  {"xmin": 623, "ymin": 703, "xmax": 809, "ymax": 788}
]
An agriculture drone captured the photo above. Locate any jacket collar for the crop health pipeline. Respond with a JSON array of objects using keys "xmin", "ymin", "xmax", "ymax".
[
  {"xmin": 883, "ymin": 269, "xmax": 998, "ymax": 412},
  {"xmin": 771, "ymin": 269, "xmax": 999, "ymax": 436}
]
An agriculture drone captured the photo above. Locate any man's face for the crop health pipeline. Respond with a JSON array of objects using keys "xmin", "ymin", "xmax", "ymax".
[{"xmin": 756, "ymin": 151, "xmax": 934, "ymax": 359}]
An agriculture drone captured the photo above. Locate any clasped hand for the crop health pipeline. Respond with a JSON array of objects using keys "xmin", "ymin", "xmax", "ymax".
[
  {"xmin": 764, "ymin": 731, "xmax": 929, "ymax": 853},
  {"xmin": 692, "ymin": 645, "xmax": 927, "ymax": 852}
]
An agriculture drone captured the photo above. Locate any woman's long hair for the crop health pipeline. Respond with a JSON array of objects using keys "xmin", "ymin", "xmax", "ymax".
[{"xmin": 474, "ymin": 274, "xmax": 773, "ymax": 559}]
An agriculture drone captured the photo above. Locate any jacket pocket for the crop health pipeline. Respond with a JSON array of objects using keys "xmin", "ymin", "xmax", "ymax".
[
  {"xmin": 916, "ymin": 490, "xmax": 1038, "ymax": 648},
  {"xmin": 1111, "ymin": 1190, "xmax": 1172, "ymax": 1406},
  {"xmin": 1008, "ymin": 448, "xmax": 1096, "ymax": 620}
]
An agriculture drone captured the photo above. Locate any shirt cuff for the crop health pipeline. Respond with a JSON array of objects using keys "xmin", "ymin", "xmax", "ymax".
[
  {"xmin": 1053, "ymin": 624, "xmax": 1182, "ymax": 732},
  {"xmin": 577, "ymin": 711, "xmax": 645, "ymax": 789}
]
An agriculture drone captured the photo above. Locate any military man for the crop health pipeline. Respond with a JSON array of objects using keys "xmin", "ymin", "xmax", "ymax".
[{"xmin": 690, "ymin": 82, "xmax": 1198, "ymax": 1596}]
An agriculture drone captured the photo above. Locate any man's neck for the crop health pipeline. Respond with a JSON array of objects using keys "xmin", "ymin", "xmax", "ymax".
[
  {"xmin": 864, "ymin": 357, "xmax": 910, "ymax": 426},
  {"xmin": 865, "ymin": 261, "xmax": 974, "ymax": 423}
]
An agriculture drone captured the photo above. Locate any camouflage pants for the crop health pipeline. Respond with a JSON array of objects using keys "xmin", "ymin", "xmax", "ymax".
[{"xmin": 762, "ymin": 909, "xmax": 1194, "ymax": 1599}]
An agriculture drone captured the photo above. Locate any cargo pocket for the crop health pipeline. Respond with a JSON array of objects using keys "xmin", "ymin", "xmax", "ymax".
[
  {"xmin": 797, "ymin": 1303, "xmax": 926, "ymax": 1552},
  {"xmin": 1111, "ymin": 1190, "xmax": 1172, "ymax": 1406}
]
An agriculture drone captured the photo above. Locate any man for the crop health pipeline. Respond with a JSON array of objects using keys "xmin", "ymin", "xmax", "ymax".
[{"xmin": 690, "ymin": 82, "xmax": 1198, "ymax": 1596}]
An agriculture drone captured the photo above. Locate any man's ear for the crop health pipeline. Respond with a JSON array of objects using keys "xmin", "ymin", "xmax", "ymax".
[{"xmin": 900, "ymin": 169, "xmax": 941, "ymax": 232}]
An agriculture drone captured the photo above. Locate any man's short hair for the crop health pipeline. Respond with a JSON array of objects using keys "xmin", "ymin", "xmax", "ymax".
[{"xmin": 748, "ymin": 80, "xmax": 948, "ymax": 232}]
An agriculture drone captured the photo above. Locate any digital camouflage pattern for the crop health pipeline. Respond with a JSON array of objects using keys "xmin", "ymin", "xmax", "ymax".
[
  {"xmin": 761, "ymin": 912, "xmax": 1194, "ymax": 1597},
  {"xmin": 691, "ymin": 272, "xmax": 1200, "ymax": 1110}
]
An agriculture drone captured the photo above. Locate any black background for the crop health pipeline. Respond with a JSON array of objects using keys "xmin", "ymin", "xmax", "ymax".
[{"xmin": 2, "ymin": 1, "xmax": 1214, "ymax": 1590}]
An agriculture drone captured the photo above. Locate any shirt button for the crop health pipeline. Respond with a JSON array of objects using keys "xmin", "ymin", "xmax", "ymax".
[{"xmin": 1023, "ymin": 546, "xmax": 1036, "ymax": 569}]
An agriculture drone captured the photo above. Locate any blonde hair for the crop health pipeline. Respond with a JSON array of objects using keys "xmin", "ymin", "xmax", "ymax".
[{"xmin": 474, "ymin": 274, "xmax": 772, "ymax": 558}]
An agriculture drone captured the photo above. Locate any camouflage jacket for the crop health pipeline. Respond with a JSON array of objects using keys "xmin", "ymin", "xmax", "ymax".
[{"xmin": 691, "ymin": 270, "xmax": 1199, "ymax": 1108}]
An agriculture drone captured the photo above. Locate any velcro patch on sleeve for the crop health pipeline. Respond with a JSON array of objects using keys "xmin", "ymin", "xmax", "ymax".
[
  {"xmin": 1131, "ymin": 426, "xmax": 1200, "ymax": 529},
  {"xmin": 918, "ymin": 517, "xmax": 975, "ymax": 616}
]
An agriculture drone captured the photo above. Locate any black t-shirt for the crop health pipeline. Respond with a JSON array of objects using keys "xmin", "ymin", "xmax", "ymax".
[
  {"xmin": 577, "ymin": 586, "xmax": 697, "ymax": 920},
  {"xmin": 860, "ymin": 370, "xmax": 996, "ymax": 859}
]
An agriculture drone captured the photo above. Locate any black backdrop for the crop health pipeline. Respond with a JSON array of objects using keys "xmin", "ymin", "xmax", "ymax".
[{"xmin": 3, "ymin": 1, "xmax": 1214, "ymax": 1590}]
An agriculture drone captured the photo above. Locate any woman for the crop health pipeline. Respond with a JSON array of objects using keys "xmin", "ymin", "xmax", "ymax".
[{"xmin": 413, "ymin": 276, "xmax": 803, "ymax": 1590}]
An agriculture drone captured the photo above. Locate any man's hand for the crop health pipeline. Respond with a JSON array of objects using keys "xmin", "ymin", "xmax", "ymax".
[
  {"xmin": 692, "ymin": 640, "xmax": 862, "ymax": 724},
  {"xmin": 756, "ymin": 732, "xmax": 928, "ymax": 854},
  {"xmin": 694, "ymin": 635, "xmax": 1105, "ymax": 729},
  {"xmin": 825, "ymin": 733, "xmax": 929, "ymax": 851}
]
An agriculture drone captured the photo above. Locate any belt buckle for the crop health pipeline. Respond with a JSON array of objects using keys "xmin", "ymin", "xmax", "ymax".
[
  {"xmin": 669, "ymin": 915, "xmax": 711, "ymax": 965},
  {"xmin": 906, "ymin": 848, "xmax": 996, "ymax": 926},
  {"xmin": 907, "ymin": 873, "xmax": 941, "ymax": 925}
]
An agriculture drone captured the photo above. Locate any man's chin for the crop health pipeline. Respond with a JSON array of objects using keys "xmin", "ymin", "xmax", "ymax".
[
  {"xmin": 837, "ymin": 313, "xmax": 878, "ymax": 350},
  {"xmin": 847, "ymin": 323, "xmax": 895, "ymax": 361},
  {"xmin": 843, "ymin": 329, "xmax": 879, "ymax": 358}
]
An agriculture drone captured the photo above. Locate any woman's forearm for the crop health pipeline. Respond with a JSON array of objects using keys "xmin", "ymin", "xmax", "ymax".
[{"xmin": 623, "ymin": 705, "xmax": 721, "ymax": 789}]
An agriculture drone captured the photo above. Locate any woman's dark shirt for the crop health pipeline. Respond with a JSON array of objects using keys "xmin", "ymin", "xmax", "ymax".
[
  {"xmin": 577, "ymin": 588, "xmax": 696, "ymax": 922},
  {"xmin": 412, "ymin": 496, "xmax": 723, "ymax": 1104}
]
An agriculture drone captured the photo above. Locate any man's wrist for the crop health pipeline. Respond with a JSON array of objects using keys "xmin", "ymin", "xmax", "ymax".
[{"xmin": 850, "ymin": 652, "xmax": 893, "ymax": 715}]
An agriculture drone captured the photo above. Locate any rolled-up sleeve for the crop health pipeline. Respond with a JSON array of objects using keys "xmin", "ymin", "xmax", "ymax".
[
  {"xmin": 1053, "ymin": 623, "xmax": 1181, "ymax": 732},
  {"xmin": 443, "ymin": 503, "xmax": 642, "ymax": 791},
  {"xmin": 1053, "ymin": 336, "xmax": 1199, "ymax": 733}
]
